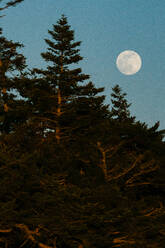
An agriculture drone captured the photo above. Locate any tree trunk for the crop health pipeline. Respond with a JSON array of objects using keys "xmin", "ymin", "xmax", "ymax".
[{"xmin": 97, "ymin": 141, "xmax": 108, "ymax": 181}]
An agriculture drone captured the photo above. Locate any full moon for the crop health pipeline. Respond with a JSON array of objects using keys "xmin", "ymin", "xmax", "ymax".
[{"xmin": 116, "ymin": 50, "xmax": 142, "ymax": 75}]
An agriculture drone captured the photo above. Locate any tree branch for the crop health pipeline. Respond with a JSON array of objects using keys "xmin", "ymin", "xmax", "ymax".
[
  {"xmin": 0, "ymin": 224, "xmax": 56, "ymax": 248},
  {"xmin": 108, "ymin": 154, "xmax": 144, "ymax": 182},
  {"xmin": 0, "ymin": 0, "xmax": 24, "ymax": 10}
]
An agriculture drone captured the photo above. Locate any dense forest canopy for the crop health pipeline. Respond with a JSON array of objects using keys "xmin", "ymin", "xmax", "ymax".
[{"xmin": 0, "ymin": 1, "xmax": 165, "ymax": 247}]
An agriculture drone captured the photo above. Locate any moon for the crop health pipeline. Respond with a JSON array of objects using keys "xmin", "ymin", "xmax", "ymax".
[{"xmin": 116, "ymin": 50, "xmax": 142, "ymax": 75}]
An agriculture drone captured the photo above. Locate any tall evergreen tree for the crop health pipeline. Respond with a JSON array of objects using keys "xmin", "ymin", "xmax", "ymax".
[
  {"xmin": 110, "ymin": 84, "xmax": 135, "ymax": 122},
  {"xmin": 0, "ymin": 10, "xmax": 164, "ymax": 248},
  {"xmin": 32, "ymin": 15, "xmax": 108, "ymax": 146},
  {"xmin": 0, "ymin": 28, "xmax": 26, "ymax": 134}
]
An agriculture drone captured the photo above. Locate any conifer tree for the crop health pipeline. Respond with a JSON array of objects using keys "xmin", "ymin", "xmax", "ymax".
[
  {"xmin": 110, "ymin": 84, "xmax": 135, "ymax": 122},
  {"xmin": 0, "ymin": 28, "xmax": 26, "ymax": 134},
  {"xmin": 33, "ymin": 15, "xmax": 108, "ymax": 146},
  {"xmin": 0, "ymin": 12, "xmax": 165, "ymax": 248}
]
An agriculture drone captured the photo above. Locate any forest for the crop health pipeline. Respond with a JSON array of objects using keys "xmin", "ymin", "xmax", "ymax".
[{"xmin": 0, "ymin": 1, "xmax": 165, "ymax": 247}]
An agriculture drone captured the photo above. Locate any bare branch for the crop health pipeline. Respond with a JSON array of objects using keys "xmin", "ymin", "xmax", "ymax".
[
  {"xmin": 113, "ymin": 235, "xmax": 136, "ymax": 246},
  {"xmin": 0, "ymin": 228, "xmax": 12, "ymax": 233},
  {"xmin": 126, "ymin": 163, "xmax": 159, "ymax": 185},
  {"xmin": 0, "ymin": 224, "xmax": 55, "ymax": 248},
  {"xmin": 108, "ymin": 154, "xmax": 144, "ymax": 182},
  {"xmin": 142, "ymin": 202, "xmax": 165, "ymax": 217},
  {"xmin": 126, "ymin": 182, "xmax": 151, "ymax": 187}
]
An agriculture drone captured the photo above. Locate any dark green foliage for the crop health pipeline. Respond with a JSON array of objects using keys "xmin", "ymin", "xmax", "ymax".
[
  {"xmin": 111, "ymin": 84, "xmax": 135, "ymax": 123},
  {"xmin": 31, "ymin": 15, "xmax": 108, "ymax": 146},
  {"xmin": 0, "ymin": 28, "xmax": 27, "ymax": 134},
  {"xmin": 0, "ymin": 14, "xmax": 165, "ymax": 248}
]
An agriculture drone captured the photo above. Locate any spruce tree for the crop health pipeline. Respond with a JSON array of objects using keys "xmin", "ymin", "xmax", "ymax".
[
  {"xmin": 110, "ymin": 84, "xmax": 135, "ymax": 122},
  {"xmin": 0, "ymin": 28, "xmax": 26, "ymax": 134},
  {"xmin": 32, "ymin": 15, "xmax": 108, "ymax": 147}
]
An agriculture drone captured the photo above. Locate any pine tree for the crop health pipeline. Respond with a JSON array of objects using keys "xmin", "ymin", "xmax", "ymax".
[
  {"xmin": 0, "ymin": 28, "xmax": 26, "ymax": 134},
  {"xmin": 110, "ymin": 84, "xmax": 135, "ymax": 123},
  {"xmin": 32, "ymin": 15, "xmax": 108, "ymax": 146},
  {"xmin": 0, "ymin": 12, "xmax": 165, "ymax": 248},
  {"xmin": 34, "ymin": 15, "xmax": 88, "ymax": 142}
]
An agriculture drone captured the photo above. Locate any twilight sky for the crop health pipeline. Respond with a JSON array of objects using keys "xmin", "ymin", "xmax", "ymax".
[{"xmin": 1, "ymin": 0, "xmax": 165, "ymax": 130}]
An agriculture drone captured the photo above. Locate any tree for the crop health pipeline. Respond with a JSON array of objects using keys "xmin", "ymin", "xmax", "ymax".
[
  {"xmin": 0, "ymin": 28, "xmax": 27, "ymax": 134},
  {"xmin": 110, "ymin": 84, "xmax": 135, "ymax": 123},
  {"xmin": 0, "ymin": 11, "xmax": 165, "ymax": 248},
  {"xmin": 32, "ymin": 15, "xmax": 108, "ymax": 146}
]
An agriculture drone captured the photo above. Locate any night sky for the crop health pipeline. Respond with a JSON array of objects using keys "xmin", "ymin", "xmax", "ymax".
[{"xmin": 1, "ymin": 0, "xmax": 165, "ymax": 129}]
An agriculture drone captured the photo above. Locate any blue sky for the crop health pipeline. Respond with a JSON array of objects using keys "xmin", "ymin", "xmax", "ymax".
[{"xmin": 1, "ymin": 0, "xmax": 165, "ymax": 129}]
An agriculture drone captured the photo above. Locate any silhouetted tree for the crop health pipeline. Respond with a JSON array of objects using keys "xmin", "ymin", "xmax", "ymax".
[
  {"xmin": 0, "ymin": 12, "xmax": 165, "ymax": 248},
  {"xmin": 32, "ymin": 15, "xmax": 108, "ymax": 146},
  {"xmin": 110, "ymin": 84, "xmax": 135, "ymax": 122},
  {"xmin": 0, "ymin": 28, "xmax": 26, "ymax": 134}
]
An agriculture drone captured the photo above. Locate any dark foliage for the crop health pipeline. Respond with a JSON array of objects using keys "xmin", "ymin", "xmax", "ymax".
[{"xmin": 0, "ymin": 14, "xmax": 165, "ymax": 248}]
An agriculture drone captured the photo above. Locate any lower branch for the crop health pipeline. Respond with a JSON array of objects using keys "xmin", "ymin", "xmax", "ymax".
[{"xmin": 0, "ymin": 224, "xmax": 56, "ymax": 248}]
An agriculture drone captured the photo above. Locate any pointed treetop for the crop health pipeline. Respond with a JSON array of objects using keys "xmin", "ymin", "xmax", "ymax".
[
  {"xmin": 110, "ymin": 84, "xmax": 135, "ymax": 122},
  {"xmin": 41, "ymin": 14, "xmax": 83, "ymax": 68}
]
